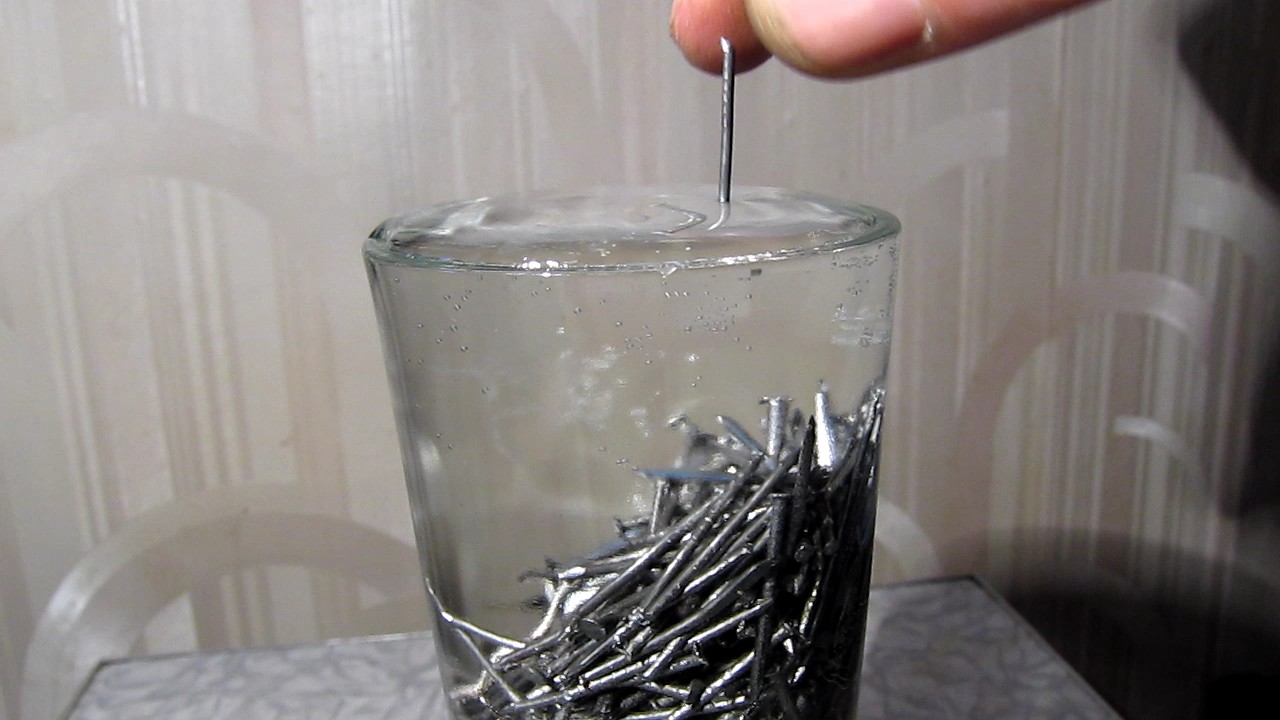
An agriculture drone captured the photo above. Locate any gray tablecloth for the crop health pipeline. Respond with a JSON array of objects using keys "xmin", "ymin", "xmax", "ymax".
[{"xmin": 67, "ymin": 577, "xmax": 1120, "ymax": 719}]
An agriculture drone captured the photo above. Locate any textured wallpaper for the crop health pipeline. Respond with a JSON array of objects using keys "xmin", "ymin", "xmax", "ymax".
[{"xmin": 2, "ymin": 1, "xmax": 1278, "ymax": 719}]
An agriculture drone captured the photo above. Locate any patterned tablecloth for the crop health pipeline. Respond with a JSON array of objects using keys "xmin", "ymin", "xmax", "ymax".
[{"xmin": 66, "ymin": 577, "xmax": 1121, "ymax": 719}]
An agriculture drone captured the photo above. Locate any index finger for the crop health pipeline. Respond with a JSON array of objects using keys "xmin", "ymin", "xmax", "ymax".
[
  {"xmin": 750, "ymin": 0, "xmax": 1097, "ymax": 78},
  {"xmin": 671, "ymin": 0, "xmax": 1096, "ymax": 79}
]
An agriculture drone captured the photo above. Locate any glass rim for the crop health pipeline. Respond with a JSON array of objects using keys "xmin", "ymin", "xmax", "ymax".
[{"xmin": 363, "ymin": 185, "xmax": 901, "ymax": 275}]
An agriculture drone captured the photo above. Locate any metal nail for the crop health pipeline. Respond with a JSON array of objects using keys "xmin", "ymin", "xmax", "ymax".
[
  {"xmin": 641, "ymin": 461, "xmax": 757, "ymax": 615},
  {"xmin": 464, "ymin": 388, "xmax": 885, "ymax": 718},
  {"xmin": 437, "ymin": 602, "xmax": 526, "ymax": 651},
  {"xmin": 686, "ymin": 599, "xmax": 770, "ymax": 648},
  {"xmin": 668, "ymin": 446, "xmax": 799, "ymax": 592},
  {"xmin": 453, "ymin": 627, "xmax": 522, "ymax": 706},
  {"xmin": 750, "ymin": 494, "xmax": 787, "ymax": 701},
  {"xmin": 640, "ymin": 637, "xmax": 686, "ymax": 680},
  {"xmin": 814, "ymin": 382, "xmax": 837, "ymax": 470},
  {"xmin": 666, "ymin": 651, "xmax": 754, "ymax": 719},
  {"xmin": 649, "ymin": 477, "xmax": 676, "ymax": 533},
  {"xmin": 682, "ymin": 539, "xmax": 761, "ymax": 596},
  {"xmin": 500, "ymin": 498, "xmax": 720, "ymax": 669},
  {"xmin": 716, "ymin": 36, "xmax": 735, "ymax": 206},
  {"xmin": 641, "ymin": 561, "xmax": 769, "ymax": 654},
  {"xmin": 716, "ymin": 414, "xmax": 773, "ymax": 469},
  {"xmin": 637, "ymin": 468, "xmax": 739, "ymax": 483},
  {"xmin": 760, "ymin": 396, "xmax": 791, "ymax": 459}
]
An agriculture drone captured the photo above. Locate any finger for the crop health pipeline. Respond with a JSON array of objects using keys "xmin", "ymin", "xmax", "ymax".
[
  {"xmin": 745, "ymin": 0, "xmax": 1095, "ymax": 78},
  {"xmin": 670, "ymin": 0, "xmax": 774, "ymax": 74}
]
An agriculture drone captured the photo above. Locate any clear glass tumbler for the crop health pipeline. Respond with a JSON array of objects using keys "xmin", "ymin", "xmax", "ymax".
[{"xmin": 365, "ymin": 186, "xmax": 899, "ymax": 719}]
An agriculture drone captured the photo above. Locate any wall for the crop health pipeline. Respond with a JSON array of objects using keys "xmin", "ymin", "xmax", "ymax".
[{"xmin": 1, "ymin": 1, "xmax": 1277, "ymax": 718}]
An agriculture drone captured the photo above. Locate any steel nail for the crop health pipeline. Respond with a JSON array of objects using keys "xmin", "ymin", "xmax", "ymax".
[
  {"xmin": 641, "ymin": 637, "xmax": 686, "ymax": 680},
  {"xmin": 666, "ymin": 651, "xmax": 754, "ymax": 719},
  {"xmin": 453, "ymin": 627, "xmax": 522, "ymax": 706},
  {"xmin": 814, "ymin": 382, "xmax": 837, "ymax": 470},
  {"xmin": 637, "ymin": 468, "xmax": 739, "ymax": 483},
  {"xmin": 683, "ymin": 540, "xmax": 761, "ymax": 596},
  {"xmin": 641, "ymin": 561, "xmax": 769, "ymax": 654},
  {"xmin": 716, "ymin": 414, "xmax": 774, "ymax": 469},
  {"xmin": 438, "ymin": 604, "xmax": 526, "ymax": 651},
  {"xmin": 641, "ymin": 462, "xmax": 756, "ymax": 615},
  {"xmin": 750, "ymin": 494, "xmax": 787, "ymax": 700},
  {"xmin": 668, "ymin": 447, "xmax": 799, "ymax": 591},
  {"xmin": 649, "ymin": 477, "xmax": 676, "ymax": 533},
  {"xmin": 686, "ymin": 599, "xmax": 770, "ymax": 648},
  {"xmin": 760, "ymin": 396, "xmax": 791, "ymax": 459}
]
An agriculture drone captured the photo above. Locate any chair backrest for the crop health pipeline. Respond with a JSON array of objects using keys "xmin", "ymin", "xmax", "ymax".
[
  {"xmin": 23, "ymin": 484, "xmax": 938, "ymax": 720},
  {"xmin": 20, "ymin": 484, "xmax": 428, "ymax": 720},
  {"xmin": 873, "ymin": 499, "xmax": 942, "ymax": 582}
]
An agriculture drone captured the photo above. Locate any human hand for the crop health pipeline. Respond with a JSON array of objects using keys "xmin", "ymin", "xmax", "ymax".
[{"xmin": 671, "ymin": 0, "xmax": 1096, "ymax": 78}]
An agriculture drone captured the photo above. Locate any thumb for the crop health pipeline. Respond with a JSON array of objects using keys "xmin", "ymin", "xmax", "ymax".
[
  {"xmin": 745, "ymin": 0, "xmax": 930, "ymax": 77},
  {"xmin": 745, "ymin": 0, "xmax": 1092, "ymax": 78}
]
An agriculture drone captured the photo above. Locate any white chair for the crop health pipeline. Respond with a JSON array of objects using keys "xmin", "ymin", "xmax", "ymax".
[
  {"xmin": 20, "ymin": 484, "xmax": 428, "ymax": 720},
  {"xmin": 22, "ymin": 483, "xmax": 937, "ymax": 720}
]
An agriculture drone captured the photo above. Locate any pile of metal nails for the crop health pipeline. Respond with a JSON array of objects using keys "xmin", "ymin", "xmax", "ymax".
[{"xmin": 446, "ymin": 383, "xmax": 884, "ymax": 719}]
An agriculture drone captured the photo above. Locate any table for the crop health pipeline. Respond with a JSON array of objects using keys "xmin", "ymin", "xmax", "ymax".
[{"xmin": 66, "ymin": 577, "xmax": 1121, "ymax": 719}]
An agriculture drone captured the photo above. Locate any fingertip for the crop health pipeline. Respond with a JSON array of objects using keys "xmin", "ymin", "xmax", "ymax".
[
  {"xmin": 671, "ymin": 0, "xmax": 772, "ymax": 74},
  {"xmin": 745, "ymin": 0, "xmax": 929, "ymax": 78}
]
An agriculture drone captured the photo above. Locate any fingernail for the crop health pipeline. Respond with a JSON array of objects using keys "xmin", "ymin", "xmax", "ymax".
[{"xmin": 760, "ymin": 0, "xmax": 927, "ymax": 71}]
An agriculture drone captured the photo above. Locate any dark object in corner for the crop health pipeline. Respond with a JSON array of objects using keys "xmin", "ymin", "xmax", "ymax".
[{"xmin": 1179, "ymin": 0, "xmax": 1280, "ymax": 194}]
